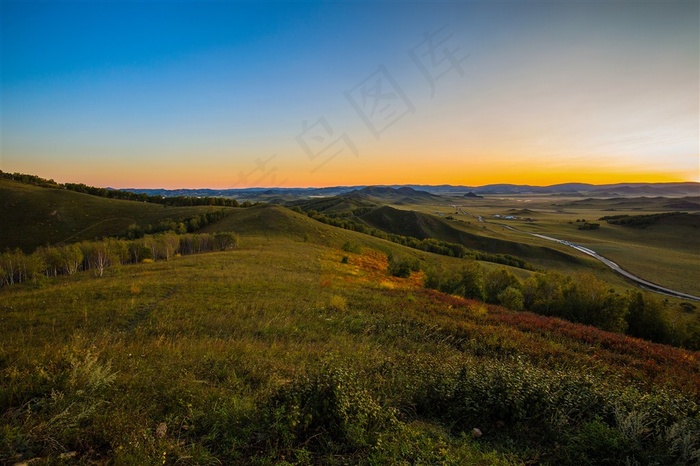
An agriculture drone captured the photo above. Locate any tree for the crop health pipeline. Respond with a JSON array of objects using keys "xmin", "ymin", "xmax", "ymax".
[
  {"xmin": 0, "ymin": 249, "xmax": 23, "ymax": 285},
  {"xmin": 126, "ymin": 223, "xmax": 144, "ymax": 239},
  {"xmin": 39, "ymin": 246, "xmax": 62, "ymax": 277},
  {"xmin": 497, "ymin": 286, "xmax": 524, "ymax": 311},
  {"xmin": 108, "ymin": 239, "xmax": 129, "ymax": 265},
  {"xmin": 455, "ymin": 261, "xmax": 485, "ymax": 301},
  {"xmin": 83, "ymin": 241, "xmax": 113, "ymax": 277},
  {"xmin": 60, "ymin": 244, "xmax": 84, "ymax": 275},
  {"xmin": 214, "ymin": 232, "xmax": 239, "ymax": 251},
  {"xmin": 159, "ymin": 233, "xmax": 180, "ymax": 260},
  {"xmin": 23, "ymin": 253, "xmax": 45, "ymax": 283},
  {"xmin": 485, "ymin": 268, "xmax": 522, "ymax": 304},
  {"xmin": 625, "ymin": 292, "xmax": 670, "ymax": 343},
  {"xmin": 560, "ymin": 273, "xmax": 627, "ymax": 332},
  {"xmin": 522, "ymin": 272, "xmax": 565, "ymax": 316}
]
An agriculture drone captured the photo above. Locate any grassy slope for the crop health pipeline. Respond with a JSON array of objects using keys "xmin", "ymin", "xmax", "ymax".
[
  {"xmin": 359, "ymin": 205, "xmax": 599, "ymax": 270},
  {"xmin": 516, "ymin": 216, "xmax": 700, "ymax": 297},
  {"xmin": 413, "ymin": 194, "xmax": 700, "ymax": 296},
  {"xmin": 298, "ymin": 195, "xmax": 624, "ymax": 280},
  {"xmin": 500, "ymin": 204, "xmax": 700, "ymax": 297},
  {"xmin": 0, "ymin": 179, "xmax": 231, "ymax": 252},
  {"xmin": 1, "ymin": 207, "xmax": 699, "ymax": 464}
]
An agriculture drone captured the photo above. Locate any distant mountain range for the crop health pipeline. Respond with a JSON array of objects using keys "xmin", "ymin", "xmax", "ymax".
[{"xmin": 118, "ymin": 182, "xmax": 699, "ymax": 199}]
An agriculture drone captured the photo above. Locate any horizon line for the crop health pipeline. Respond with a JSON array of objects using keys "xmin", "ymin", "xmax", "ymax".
[{"xmin": 109, "ymin": 180, "xmax": 700, "ymax": 191}]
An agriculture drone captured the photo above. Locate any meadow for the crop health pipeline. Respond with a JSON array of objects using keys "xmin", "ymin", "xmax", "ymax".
[
  {"xmin": 433, "ymin": 194, "xmax": 700, "ymax": 296},
  {"xmin": 2, "ymin": 210, "xmax": 699, "ymax": 464},
  {"xmin": 2, "ymin": 179, "xmax": 700, "ymax": 464}
]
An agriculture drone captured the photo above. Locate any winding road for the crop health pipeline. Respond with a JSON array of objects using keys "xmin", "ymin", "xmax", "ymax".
[{"xmin": 453, "ymin": 206, "xmax": 700, "ymax": 302}]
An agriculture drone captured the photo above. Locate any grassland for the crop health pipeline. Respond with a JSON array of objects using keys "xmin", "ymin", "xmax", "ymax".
[
  {"xmin": 2, "ymin": 181, "xmax": 700, "ymax": 464},
  {"xmin": 0, "ymin": 179, "xmax": 232, "ymax": 252},
  {"xmin": 394, "ymin": 194, "xmax": 700, "ymax": 297},
  {"xmin": 2, "ymin": 214, "xmax": 700, "ymax": 464}
]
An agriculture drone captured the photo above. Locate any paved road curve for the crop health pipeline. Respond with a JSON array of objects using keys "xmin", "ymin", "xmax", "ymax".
[{"xmin": 498, "ymin": 223, "xmax": 700, "ymax": 302}]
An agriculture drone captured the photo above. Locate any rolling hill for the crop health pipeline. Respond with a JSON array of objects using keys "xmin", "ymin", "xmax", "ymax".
[
  {"xmin": 359, "ymin": 205, "xmax": 587, "ymax": 268},
  {"xmin": 119, "ymin": 182, "xmax": 700, "ymax": 199},
  {"xmin": 0, "ymin": 178, "xmax": 233, "ymax": 252},
  {"xmin": 346, "ymin": 186, "xmax": 443, "ymax": 204}
]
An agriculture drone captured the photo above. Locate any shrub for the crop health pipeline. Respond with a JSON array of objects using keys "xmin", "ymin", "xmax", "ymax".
[
  {"xmin": 424, "ymin": 262, "xmax": 485, "ymax": 300},
  {"xmin": 260, "ymin": 367, "xmax": 399, "ymax": 457},
  {"xmin": 387, "ymin": 253, "xmax": 420, "ymax": 278},
  {"xmin": 214, "ymin": 232, "xmax": 239, "ymax": 251},
  {"xmin": 626, "ymin": 292, "xmax": 671, "ymax": 343},
  {"xmin": 485, "ymin": 268, "xmax": 522, "ymax": 304}
]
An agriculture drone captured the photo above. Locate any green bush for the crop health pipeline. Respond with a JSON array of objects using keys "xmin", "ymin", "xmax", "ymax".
[
  {"xmin": 424, "ymin": 261, "xmax": 485, "ymax": 300},
  {"xmin": 403, "ymin": 357, "xmax": 699, "ymax": 465},
  {"xmin": 485, "ymin": 268, "xmax": 522, "ymax": 304},
  {"xmin": 260, "ymin": 367, "xmax": 399, "ymax": 458},
  {"xmin": 387, "ymin": 253, "xmax": 420, "ymax": 278}
]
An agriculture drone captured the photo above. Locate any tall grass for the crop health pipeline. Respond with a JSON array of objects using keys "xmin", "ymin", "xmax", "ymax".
[{"xmin": 1, "ymin": 236, "xmax": 698, "ymax": 464}]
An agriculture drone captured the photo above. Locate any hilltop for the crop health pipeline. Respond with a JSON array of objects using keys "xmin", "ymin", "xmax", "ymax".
[
  {"xmin": 346, "ymin": 186, "xmax": 442, "ymax": 204},
  {"xmin": 0, "ymin": 178, "xmax": 235, "ymax": 252},
  {"xmin": 358, "ymin": 205, "xmax": 584, "ymax": 268}
]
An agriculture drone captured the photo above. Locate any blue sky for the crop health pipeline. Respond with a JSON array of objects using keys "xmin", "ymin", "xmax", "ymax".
[{"xmin": 2, "ymin": 1, "xmax": 698, "ymax": 188}]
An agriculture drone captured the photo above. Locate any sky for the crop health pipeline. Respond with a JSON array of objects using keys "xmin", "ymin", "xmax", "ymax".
[{"xmin": 1, "ymin": 1, "xmax": 698, "ymax": 188}]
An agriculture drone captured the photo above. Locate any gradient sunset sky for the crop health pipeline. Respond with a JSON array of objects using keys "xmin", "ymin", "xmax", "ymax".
[{"xmin": 2, "ymin": 1, "xmax": 698, "ymax": 188}]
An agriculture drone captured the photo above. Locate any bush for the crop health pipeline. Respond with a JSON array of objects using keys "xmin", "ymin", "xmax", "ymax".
[
  {"xmin": 424, "ymin": 262, "xmax": 484, "ymax": 300},
  {"xmin": 485, "ymin": 268, "xmax": 522, "ymax": 304},
  {"xmin": 625, "ymin": 292, "xmax": 671, "ymax": 343},
  {"xmin": 214, "ymin": 232, "xmax": 239, "ymax": 251},
  {"xmin": 387, "ymin": 253, "xmax": 420, "ymax": 278},
  {"xmin": 260, "ymin": 367, "xmax": 399, "ymax": 457}
]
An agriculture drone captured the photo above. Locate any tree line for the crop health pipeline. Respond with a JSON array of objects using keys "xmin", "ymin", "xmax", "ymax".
[
  {"xmin": 0, "ymin": 232, "xmax": 239, "ymax": 285},
  {"xmin": 421, "ymin": 263, "xmax": 700, "ymax": 350},
  {"xmin": 293, "ymin": 207, "xmax": 534, "ymax": 270},
  {"xmin": 1, "ymin": 171, "xmax": 248, "ymax": 207},
  {"xmin": 124, "ymin": 210, "xmax": 230, "ymax": 239},
  {"xmin": 599, "ymin": 212, "xmax": 681, "ymax": 228}
]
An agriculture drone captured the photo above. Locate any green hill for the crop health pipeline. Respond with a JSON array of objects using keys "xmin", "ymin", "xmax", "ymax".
[
  {"xmin": 200, "ymin": 204, "xmax": 331, "ymax": 239},
  {"xmin": 360, "ymin": 205, "xmax": 586, "ymax": 268},
  {"xmin": 350, "ymin": 186, "xmax": 443, "ymax": 204},
  {"xmin": 0, "ymin": 178, "xmax": 232, "ymax": 252},
  {"xmin": 293, "ymin": 194, "xmax": 378, "ymax": 214}
]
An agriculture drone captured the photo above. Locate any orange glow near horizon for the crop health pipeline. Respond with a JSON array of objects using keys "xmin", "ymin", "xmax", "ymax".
[{"xmin": 16, "ymin": 155, "xmax": 695, "ymax": 190}]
